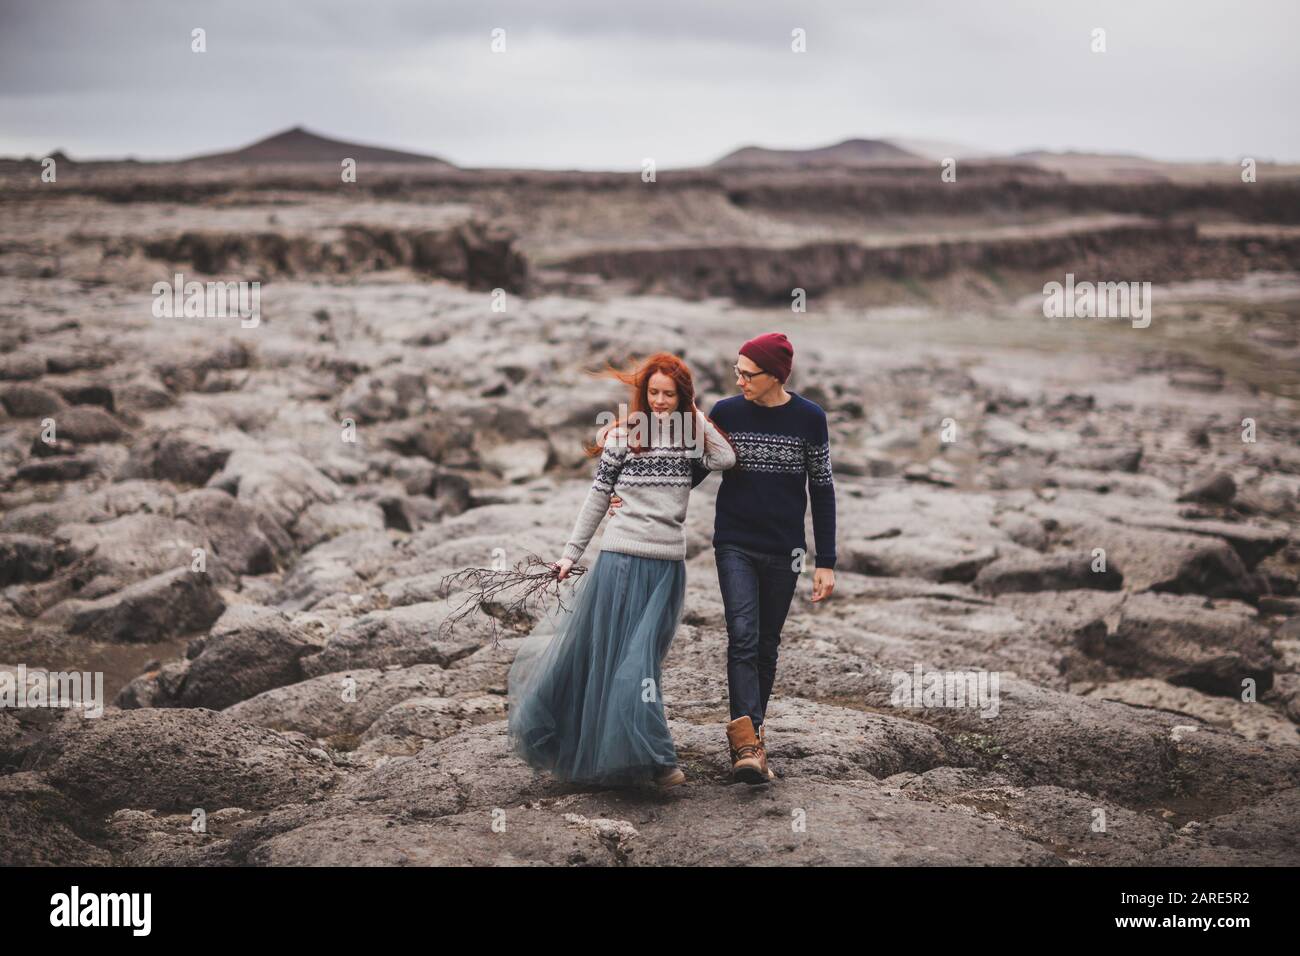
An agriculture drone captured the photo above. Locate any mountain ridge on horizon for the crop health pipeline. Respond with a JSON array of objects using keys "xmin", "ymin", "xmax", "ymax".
[
  {"xmin": 182, "ymin": 125, "xmax": 455, "ymax": 167},
  {"xmin": 3, "ymin": 126, "xmax": 1280, "ymax": 173},
  {"xmin": 711, "ymin": 137, "xmax": 923, "ymax": 168}
]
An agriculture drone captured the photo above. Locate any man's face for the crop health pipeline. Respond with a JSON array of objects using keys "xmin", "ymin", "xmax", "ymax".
[{"xmin": 735, "ymin": 354, "xmax": 778, "ymax": 402}]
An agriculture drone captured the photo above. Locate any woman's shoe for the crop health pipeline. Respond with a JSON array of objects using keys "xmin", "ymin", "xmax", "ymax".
[{"xmin": 655, "ymin": 766, "xmax": 686, "ymax": 791}]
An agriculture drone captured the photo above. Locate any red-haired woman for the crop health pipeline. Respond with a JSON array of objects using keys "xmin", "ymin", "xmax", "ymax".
[{"xmin": 507, "ymin": 353, "xmax": 736, "ymax": 791}]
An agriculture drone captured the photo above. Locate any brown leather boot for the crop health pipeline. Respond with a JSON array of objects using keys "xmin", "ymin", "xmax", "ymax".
[
  {"xmin": 757, "ymin": 724, "xmax": 776, "ymax": 780},
  {"xmin": 654, "ymin": 766, "xmax": 685, "ymax": 791},
  {"xmin": 726, "ymin": 716, "xmax": 766, "ymax": 785}
]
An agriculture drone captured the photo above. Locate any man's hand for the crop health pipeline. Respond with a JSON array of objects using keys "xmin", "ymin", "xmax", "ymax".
[
  {"xmin": 811, "ymin": 567, "xmax": 835, "ymax": 602},
  {"xmin": 607, "ymin": 494, "xmax": 623, "ymax": 517},
  {"xmin": 552, "ymin": 558, "xmax": 575, "ymax": 581}
]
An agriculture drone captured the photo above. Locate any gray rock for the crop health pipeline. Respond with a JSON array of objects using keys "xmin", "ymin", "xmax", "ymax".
[
  {"xmin": 18, "ymin": 708, "xmax": 342, "ymax": 815},
  {"xmin": 479, "ymin": 439, "xmax": 552, "ymax": 483},
  {"xmin": 15, "ymin": 455, "xmax": 97, "ymax": 483},
  {"xmin": 292, "ymin": 500, "xmax": 387, "ymax": 549},
  {"xmin": 174, "ymin": 605, "xmax": 326, "ymax": 710},
  {"xmin": 174, "ymin": 488, "xmax": 279, "ymax": 575},
  {"xmin": 0, "ymin": 383, "xmax": 66, "ymax": 418},
  {"xmin": 55, "ymin": 512, "xmax": 229, "ymax": 587},
  {"xmin": 0, "ymin": 352, "xmax": 46, "ymax": 381},
  {"xmin": 974, "ymin": 550, "xmax": 1123, "ymax": 594},
  {"xmin": 301, "ymin": 601, "xmax": 494, "ymax": 677},
  {"xmin": 46, "ymin": 378, "xmax": 115, "ymax": 412},
  {"xmin": 1177, "ymin": 472, "xmax": 1237, "ymax": 505},
  {"xmin": 356, "ymin": 694, "xmax": 506, "ymax": 756},
  {"xmin": 0, "ymin": 533, "xmax": 60, "ymax": 585},
  {"xmin": 1080, "ymin": 593, "xmax": 1275, "ymax": 696},
  {"xmin": 895, "ymin": 767, "xmax": 1171, "ymax": 865},
  {"xmin": 841, "ymin": 535, "xmax": 1000, "ymax": 583},
  {"xmin": 207, "ymin": 449, "xmax": 341, "ymax": 535},
  {"xmin": 1084, "ymin": 678, "xmax": 1299, "ymax": 746},
  {"xmin": 0, "ymin": 772, "xmax": 113, "ymax": 866},
  {"xmin": 992, "ymin": 511, "xmax": 1050, "ymax": 551},
  {"xmin": 1042, "ymin": 512, "xmax": 1261, "ymax": 600},
  {"xmin": 42, "ymin": 405, "xmax": 126, "ymax": 444},
  {"xmin": 40, "ymin": 567, "xmax": 226, "ymax": 643},
  {"xmin": 387, "ymin": 455, "xmax": 437, "ymax": 496},
  {"xmin": 273, "ymin": 530, "xmax": 394, "ymax": 611},
  {"xmin": 130, "ymin": 429, "xmax": 234, "ymax": 485},
  {"xmin": 1055, "ymin": 444, "xmax": 1143, "ymax": 473},
  {"xmin": 1, "ymin": 479, "xmax": 178, "ymax": 536},
  {"xmin": 225, "ymin": 663, "xmax": 476, "ymax": 741},
  {"xmin": 1148, "ymin": 787, "xmax": 1300, "ymax": 866}
]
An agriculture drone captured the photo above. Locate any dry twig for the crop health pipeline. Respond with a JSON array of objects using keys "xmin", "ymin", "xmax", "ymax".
[{"xmin": 436, "ymin": 554, "xmax": 586, "ymax": 644}]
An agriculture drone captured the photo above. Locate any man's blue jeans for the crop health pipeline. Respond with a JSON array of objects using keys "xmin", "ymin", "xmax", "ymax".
[{"xmin": 715, "ymin": 544, "xmax": 800, "ymax": 732}]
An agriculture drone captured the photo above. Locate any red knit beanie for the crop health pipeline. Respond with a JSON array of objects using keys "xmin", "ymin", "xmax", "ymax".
[{"xmin": 739, "ymin": 332, "xmax": 794, "ymax": 383}]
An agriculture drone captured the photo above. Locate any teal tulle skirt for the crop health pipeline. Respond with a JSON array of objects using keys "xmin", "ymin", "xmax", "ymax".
[{"xmin": 507, "ymin": 549, "xmax": 686, "ymax": 787}]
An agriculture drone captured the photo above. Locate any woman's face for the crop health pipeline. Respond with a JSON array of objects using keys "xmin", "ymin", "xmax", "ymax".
[{"xmin": 646, "ymin": 371, "xmax": 679, "ymax": 416}]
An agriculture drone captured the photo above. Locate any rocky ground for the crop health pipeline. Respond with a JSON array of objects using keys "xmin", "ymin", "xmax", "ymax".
[{"xmin": 1, "ymin": 175, "xmax": 1298, "ymax": 866}]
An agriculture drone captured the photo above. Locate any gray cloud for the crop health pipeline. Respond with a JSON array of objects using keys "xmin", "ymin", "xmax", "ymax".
[{"xmin": 1, "ymin": 0, "xmax": 1296, "ymax": 167}]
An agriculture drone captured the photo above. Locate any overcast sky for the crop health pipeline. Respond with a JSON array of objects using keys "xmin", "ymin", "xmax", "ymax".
[{"xmin": 1, "ymin": 0, "xmax": 1296, "ymax": 169}]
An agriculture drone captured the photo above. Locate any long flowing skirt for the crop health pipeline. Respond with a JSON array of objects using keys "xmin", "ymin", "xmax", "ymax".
[{"xmin": 507, "ymin": 549, "xmax": 686, "ymax": 787}]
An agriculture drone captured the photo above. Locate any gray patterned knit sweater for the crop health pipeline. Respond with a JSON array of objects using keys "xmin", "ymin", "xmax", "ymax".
[{"xmin": 561, "ymin": 412, "xmax": 736, "ymax": 563}]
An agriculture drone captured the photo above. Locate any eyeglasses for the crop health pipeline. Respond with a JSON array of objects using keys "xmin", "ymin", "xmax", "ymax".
[{"xmin": 733, "ymin": 364, "xmax": 770, "ymax": 383}]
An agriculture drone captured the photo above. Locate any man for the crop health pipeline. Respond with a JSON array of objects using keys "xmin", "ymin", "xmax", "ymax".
[{"xmin": 606, "ymin": 332, "xmax": 836, "ymax": 785}]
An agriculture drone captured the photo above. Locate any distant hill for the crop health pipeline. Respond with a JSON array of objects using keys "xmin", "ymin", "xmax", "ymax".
[
  {"xmin": 1010, "ymin": 149, "xmax": 1176, "ymax": 183},
  {"xmin": 712, "ymin": 137, "xmax": 923, "ymax": 169},
  {"xmin": 183, "ymin": 126, "xmax": 455, "ymax": 166},
  {"xmin": 1013, "ymin": 149, "xmax": 1165, "ymax": 167}
]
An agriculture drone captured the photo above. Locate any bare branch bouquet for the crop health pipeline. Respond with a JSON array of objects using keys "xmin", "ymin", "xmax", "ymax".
[{"xmin": 436, "ymin": 553, "xmax": 587, "ymax": 644}]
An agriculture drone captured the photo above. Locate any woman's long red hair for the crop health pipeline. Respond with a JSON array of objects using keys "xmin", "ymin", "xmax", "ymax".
[{"xmin": 582, "ymin": 352, "xmax": 703, "ymax": 457}]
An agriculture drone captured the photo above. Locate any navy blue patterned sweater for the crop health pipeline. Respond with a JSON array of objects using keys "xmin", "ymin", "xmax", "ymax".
[{"xmin": 691, "ymin": 391, "xmax": 837, "ymax": 569}]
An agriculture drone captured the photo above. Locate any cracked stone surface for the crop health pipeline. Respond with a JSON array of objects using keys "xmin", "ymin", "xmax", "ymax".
[{"xmin": 2, "ymin": 177, "xmax": 1298, "ymax": 866}]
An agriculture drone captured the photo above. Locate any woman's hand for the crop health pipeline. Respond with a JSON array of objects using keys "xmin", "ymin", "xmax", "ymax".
[{"xmin": 552, "ymin": 558, "xmax": 575, "ymax": 581}]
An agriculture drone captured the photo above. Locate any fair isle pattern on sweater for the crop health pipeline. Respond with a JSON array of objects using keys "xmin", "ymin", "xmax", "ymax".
[
  {"xmin": 592, "ymin": 447, "xmax": 695, "ymax": 493},
  {"xmin": 562, "ymin": 412, "xmax": 737, "ymax": 564},
  {"xmin": 695, "ymin": 391, "xmax": 837, "ymax": 569},
  {"xmin": 727, "ymin": 431, "xmax": 803, "ymax": 474},
  {"xmin": 728, "ymin": 430, "xmax": 833, "ymax": 485},
  {"xmin": 806, "ymin": 440, "xmax": 833, "ymax": 486}
]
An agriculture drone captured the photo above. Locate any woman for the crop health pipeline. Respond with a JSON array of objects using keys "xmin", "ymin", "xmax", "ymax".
[{"xmin": 507, "ymin": 352, "xmax": 736, "ymax": 791}]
